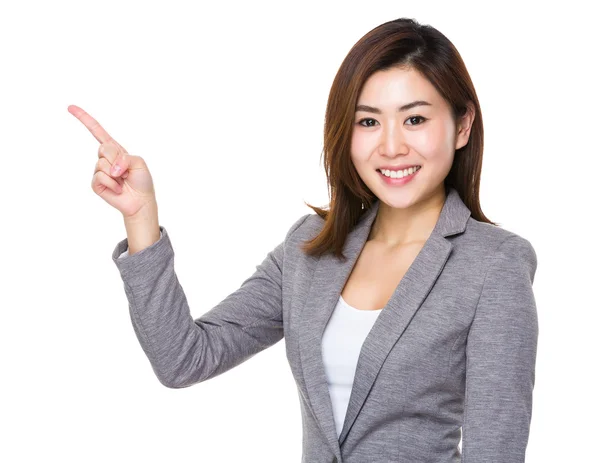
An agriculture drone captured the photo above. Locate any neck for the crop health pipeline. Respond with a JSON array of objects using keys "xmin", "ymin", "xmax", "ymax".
[{"xmin": 368, "ymin": 185, "xmax": 447, "ymax": 249}]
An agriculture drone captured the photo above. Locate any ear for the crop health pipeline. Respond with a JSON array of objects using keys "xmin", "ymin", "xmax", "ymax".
[{"xmin": 455, "ymin": 101, "xmax": 476, "ymax": 150}]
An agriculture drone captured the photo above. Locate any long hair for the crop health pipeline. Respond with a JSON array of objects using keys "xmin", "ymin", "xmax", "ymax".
[{"xmin": 300, "ymin": 17, "xmax": 496, "ymax": 260}]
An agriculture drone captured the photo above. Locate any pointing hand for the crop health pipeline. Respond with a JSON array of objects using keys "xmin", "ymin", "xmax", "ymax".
[{"xmin": 68, "ymin": 105, "xmax": 157, "ymax": 218}]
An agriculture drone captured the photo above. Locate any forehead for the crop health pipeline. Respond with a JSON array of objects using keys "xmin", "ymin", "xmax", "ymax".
[{"xmin": 358, "ymin": 67, "xmax": 443, "ymax": 108}]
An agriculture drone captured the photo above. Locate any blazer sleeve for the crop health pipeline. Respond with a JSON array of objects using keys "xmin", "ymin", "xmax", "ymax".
[
  {"xmin": 462, "ymin": 234, "xmax": 539, "ymax": 462},
  {"xmin": 111, "ymin": 213, "xmax": 311, "ymax": 389}
]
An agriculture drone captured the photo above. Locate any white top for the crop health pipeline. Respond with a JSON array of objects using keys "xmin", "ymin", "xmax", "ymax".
[
  {"xmin": 118, "ymin": 233, "xmax": 383, "ymax": 439},
  {"xmin": 322, "ymin": 295, "xmax": 383, "ymax": 437}
]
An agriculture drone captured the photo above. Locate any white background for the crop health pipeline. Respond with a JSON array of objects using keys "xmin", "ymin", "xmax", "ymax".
[{"xmin": 1, "ymin": 0, "xmax": 598, "ymax": 461}]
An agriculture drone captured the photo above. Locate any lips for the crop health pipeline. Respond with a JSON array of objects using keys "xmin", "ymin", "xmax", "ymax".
[{"xmin": 377, "ymin": 165, "xmax": 421, "ymax": 185}]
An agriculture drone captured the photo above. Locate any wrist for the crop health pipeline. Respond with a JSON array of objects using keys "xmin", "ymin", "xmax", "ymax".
[{"xmin": 123, "ymin": 202, "xmax": 160, "ymax": 255}]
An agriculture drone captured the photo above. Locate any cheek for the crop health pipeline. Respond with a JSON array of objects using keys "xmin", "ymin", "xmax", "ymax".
[
  {"xmin": 351, "ymin": 130, "xmax": 371, "ymax": 156},
  {"xmin": 413, "ymin": 124, "xmax": 454, "ymax": 161},
  {"xmin": 350, "ymin": 134, "xmax": 373, "ymax": 171}
]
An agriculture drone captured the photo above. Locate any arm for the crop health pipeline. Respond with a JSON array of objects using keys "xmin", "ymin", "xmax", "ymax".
[
  {"xmin": 462, "ymin": 235, "xmax": 539, "ymax": 462},
  {"xmin": 111, "ymin": 213, "xmax": 311, "ymax": 388}
]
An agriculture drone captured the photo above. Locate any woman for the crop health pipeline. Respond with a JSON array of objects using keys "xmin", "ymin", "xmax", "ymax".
[{"xmin": 69, "ymin": 17, "xmax": 538, "ymax": 463}]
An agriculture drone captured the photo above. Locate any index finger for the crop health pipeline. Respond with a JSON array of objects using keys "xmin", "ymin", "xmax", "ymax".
[{"xmin": 67, "ymin": 104, "xmax": 114, "ymax": 145}]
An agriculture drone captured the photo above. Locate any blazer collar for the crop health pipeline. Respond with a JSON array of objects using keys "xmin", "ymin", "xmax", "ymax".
[{"xmin": 297, "ymin": 187, "xmax": 471, "ymax": 459}]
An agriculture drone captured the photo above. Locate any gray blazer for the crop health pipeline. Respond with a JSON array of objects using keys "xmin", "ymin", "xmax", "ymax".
[{"xmin": 112, "ymin": 187, "xmax": 538, "ymax": 463}]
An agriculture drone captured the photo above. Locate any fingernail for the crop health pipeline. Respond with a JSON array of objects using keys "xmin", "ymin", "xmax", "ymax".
[{"xmin": 111, "ymin": 164, "xmax": 121, "ymax": 176}]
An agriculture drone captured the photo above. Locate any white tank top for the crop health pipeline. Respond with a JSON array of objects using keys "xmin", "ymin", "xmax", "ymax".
[{"xmin": 321, "ymin": 295, "xmax": 383, "ymax": 437}]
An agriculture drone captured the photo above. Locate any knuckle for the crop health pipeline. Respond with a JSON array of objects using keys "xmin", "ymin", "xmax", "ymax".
[
  {"xmin": 98, "ymin": 143, "xmax": 108, "ymax": 158},
  {"xmin": 95, "ymin": 158, "xmax": 109, "ymax": 175},
  {"xmin": 91, "ymin": 174, "xmax": 102, "ymax": 192},
  {"xmin": 98, "ymin": 141, "xmax": 118, "ymax": 159}
]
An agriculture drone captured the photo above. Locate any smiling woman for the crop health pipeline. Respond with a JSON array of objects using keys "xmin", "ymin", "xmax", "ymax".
[
  {"xmin": 292, "ymin": 19, "xmax": 538, "ymax": 460},
  {"xmin": 82, "ymin": 15, "xmax": 538, "ymax": 463}
]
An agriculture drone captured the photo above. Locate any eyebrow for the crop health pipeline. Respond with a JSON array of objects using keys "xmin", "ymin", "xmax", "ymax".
[{"xmin": 355, "ymin": 100, "xmax": 432, "ymax": 114}]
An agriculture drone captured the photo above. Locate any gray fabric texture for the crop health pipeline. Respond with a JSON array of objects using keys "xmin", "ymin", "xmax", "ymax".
[{"xmin": 111, "ymin": 187, "xmax": 538, "ymax": 463}]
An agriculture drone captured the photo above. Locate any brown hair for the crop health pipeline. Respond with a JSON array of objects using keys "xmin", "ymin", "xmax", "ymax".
[{"xmin": 301, "ymin": 17, "xmax": 497, "ymax": 260}]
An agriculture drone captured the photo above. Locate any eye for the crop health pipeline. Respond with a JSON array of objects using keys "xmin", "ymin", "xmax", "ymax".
[
  {"xmin": 356, "ymin": 115, "xmax": 428, "ymax": 127},
  {"xmin": 406, "ymin": 115, "xmax": 427, "ymax": 126},
  {"xmin": 357, "ymin": 117, "xmax": 378, "ymax": 127}
]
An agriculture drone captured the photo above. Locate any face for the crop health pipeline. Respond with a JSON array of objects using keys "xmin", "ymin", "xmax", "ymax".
[{"xmin": 351, "ymin": 66, "xmax": 473, "ymax": 209}]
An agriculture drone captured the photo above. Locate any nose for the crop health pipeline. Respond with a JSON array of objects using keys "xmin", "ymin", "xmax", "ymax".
[{"xmin": 380, "ymin": 121, "xmax": 408, "ymax": 157}]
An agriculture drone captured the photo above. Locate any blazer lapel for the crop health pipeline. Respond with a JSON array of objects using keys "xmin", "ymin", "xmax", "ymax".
[{"xmin": 297, "ymin": 188, "xmax": 472, "ymax": 454}]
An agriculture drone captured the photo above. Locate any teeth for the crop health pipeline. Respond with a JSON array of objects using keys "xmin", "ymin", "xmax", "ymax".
[{"xmin": 379, "ymin": 166, "xmax": 421, "ymax": 178}]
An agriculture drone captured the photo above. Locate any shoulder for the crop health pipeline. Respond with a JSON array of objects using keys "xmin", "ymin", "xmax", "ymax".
[
  {"xmin": 463, "ymin": 217, "xmax": 537, "ymax": 280},
  {"xmin": 466, "ymin": 217, "xmax": 535, "ymax": 253},
  {"xmin": 279, "ymin": 212, "xmax": 325, "ymax": 263},
  {"xmin": 284, "ymin": 212, "xmax": 325, "ymax": 241}
]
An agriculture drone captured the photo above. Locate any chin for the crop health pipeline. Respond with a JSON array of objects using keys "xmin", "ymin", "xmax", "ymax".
[{"xmin": 376, "ymin": 190, "xmax": 421, "ymax": 209}]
